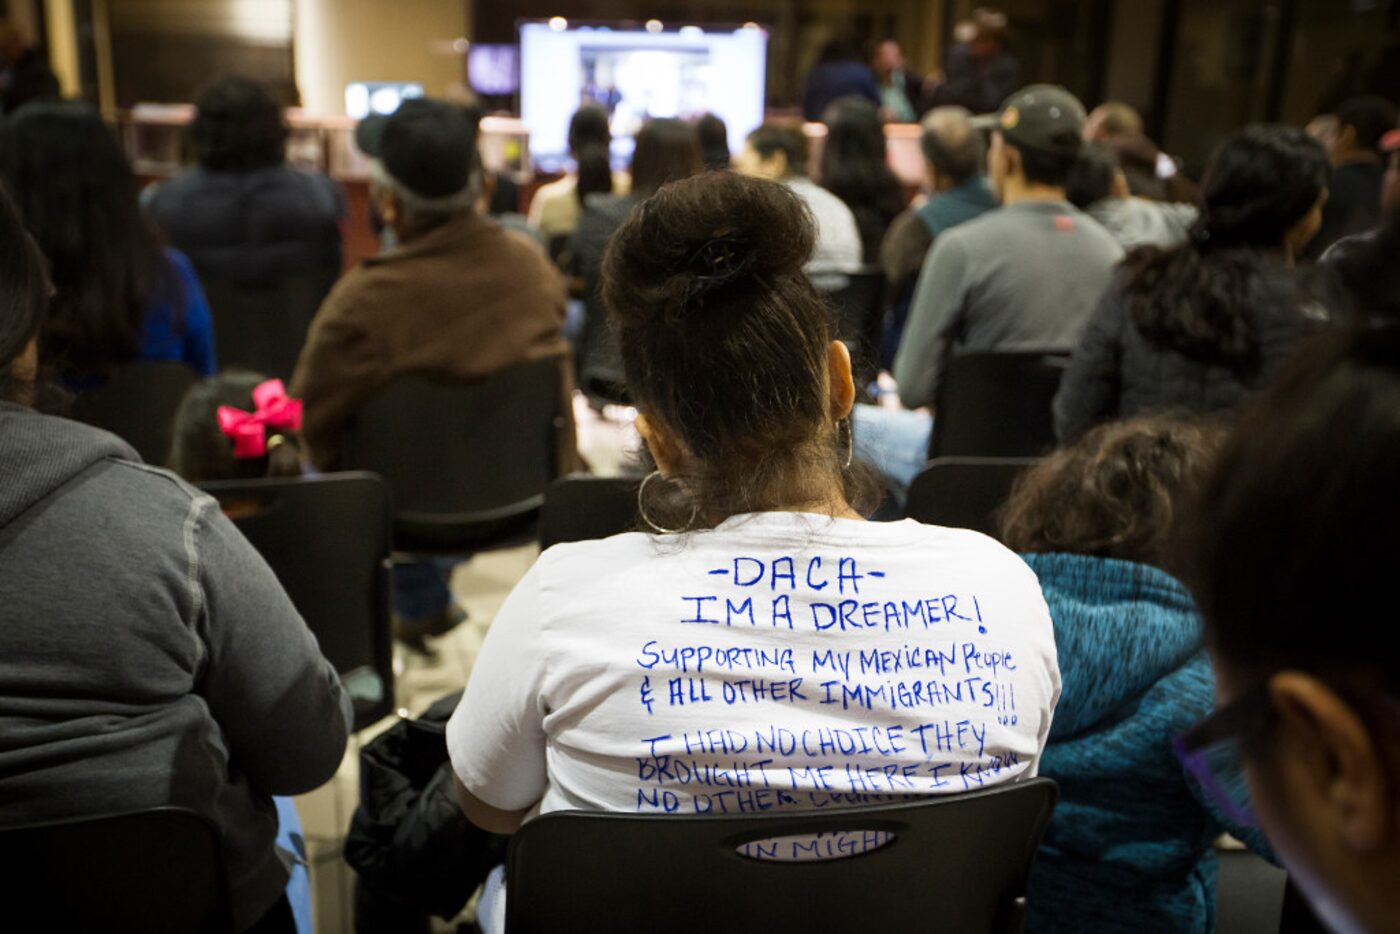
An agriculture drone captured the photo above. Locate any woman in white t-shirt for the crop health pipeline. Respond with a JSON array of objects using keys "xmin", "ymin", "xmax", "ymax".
[
  {"xmin": 526, "ymin": 105, "xmax": 631, "ymax": 250},
  {"xmin": 448, "ymin": 172, "xmax": 1060, "ymax": 842}
]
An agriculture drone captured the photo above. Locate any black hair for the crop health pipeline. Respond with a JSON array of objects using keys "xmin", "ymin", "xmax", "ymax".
[
  {"xmin": 695, "ymin": 113, "xmax": 731, "ymax": 171},
  {"xmin": 818, "ymin": 39, "xmax": 861, "ymax": 65},
  {"xmin": 1010, "ymin": 140, "xmax": 1080, "ymax": 188},
  {"xmin": 629, "ymin": 119, "xmax": 703, "ymax": 197},
  {"xmin": 0, "ymin": 102, "xmax": 178, "ymax": 377},
  {"xmin": 569, "ymin": 106, "xmax": 614, "ymax": 207},
  {"xmin": 920, "ymin": 110, "xmax": 986, "ymax": 186},
  {"xmin": 1321, "ymin": 208, "xmax": 1400, "ymax": 324},
  {"xmin": 191, "ymin": 76, "xmax": 288, "ymax": 172},
  {"xmin": 1333, "ymin": 95, "xmax": 1399, "ymax": 153},
  {"xmin": 169, "ymin": 371, "xmax": 305, "ymax": 483},
  {"xmin": 747, "ymin": 123, "xmax": 807, "ymax": 176},
  {"xmin": 1120, "ymin": 125, "xmax": 1330, "ymax": 362},
  {"xmin": 0, "ymin": 182, "xmax": 51, "ymax": 404},
  {"xmin": 1065, "ymin": 143, "xmax": 1120, "ymax": 209},
  {"xmin": 819, "ymin": 96, "xmax": 906, "ymax": 260},
  {"xmin": 601, "ymin": 172, "xmax": 880, "ymax": 530},
  {"xmin": 1183, "ymin": 325, "xmax": 1400, "ymax": 697}
]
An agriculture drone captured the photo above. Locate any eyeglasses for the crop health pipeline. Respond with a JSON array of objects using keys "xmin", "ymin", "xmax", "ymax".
[{"xmin": 1172, "ymin": 682, "xmax": 1272, "ymax": 828}]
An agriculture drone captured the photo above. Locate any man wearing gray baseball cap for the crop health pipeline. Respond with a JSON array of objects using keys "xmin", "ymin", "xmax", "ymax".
[{"xmin": 893, "ymin": 84, "xmax": 1123, "ymax": 411}]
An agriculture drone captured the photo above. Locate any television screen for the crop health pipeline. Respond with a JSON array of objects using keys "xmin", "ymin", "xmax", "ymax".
[
  {"xmin": 520, "ymin": 21, "xmax": 768, "ymax": 172},
  {"xmin": 469, "ymin": 44, "xmax": 520, "ymax": 96},
  {"xmin": 345, "ymin": 81, "xmax": 424, "ymax": 119}
]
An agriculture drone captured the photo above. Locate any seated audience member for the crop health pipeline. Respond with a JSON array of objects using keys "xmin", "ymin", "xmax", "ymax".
[
  {"xmin": 737, "ymin": 123, "xmax": 863, "ymax": 286},
  {"xmin": 145, "ymin": 76, "xmax": 345, "ymax": 286},
  {"xmin": 1055, "ymin": 125, "xmax": 1331, "ymax": 441},
  {"xmin": 569, "ymin": 118, "xmax": 703, "ymax": 284},
  {"xmin": 0, "ymin": 19, "xmax": 59, "ymax": 115},
  {"xmin": 0, "ymin": 102, "xmax": 215, "ymax": 381},
  {"xmin": 926, "ymin": 8, "xmax": 1021, "ymax": 116},
  {"xmin": 0, "ymin": 185, "xmax": 351, "ymax": 933},
  {"xmin": 695, "ymin": 112, "xmax": 732, "ymax": 171},
  {"xmin": 893, "ymin": 85, "xmax": 1122, "ymax": 410},
  {"xmin": 1065, "ymin": 143, "xmax": 1197, "ymax": 250},
  {"xmin": 527, "ymin": 106, "xmax": 628, "ymax": 249},
  {"xmin": 170, "ymin": 372, "xmax": 306, "ymax": 484},
  {"xmin": 802, "ymin": 39, "xmax": 881, "ymax": 123},
  {"xmin": 1308, "ymin": 95, "xmax": 1397, "ymax": 256},
  {"xmin": 819, "ymin": 96, "xmax": 907, "ymax": 263},
  {"xmin": 447, "ymin": 173, "xmax": 1061, "ymax": 929},
  {"xmin": 1083, "ymin": 101, "xmax": 1196, "ymax": 203},
  {"xmin": 291, "ymin": 98, "xmax": 580, "ymax": 649},
  {"xmin": 1000, "ymin": 417, "xmax": 1268, "ymax": 933},
  {"xmin": 879, "ymin": 106, "xmax": 997, "ymax": 366},
  {"xmin": 872, "ymin": 39, "xmax": 923, "ymax": 123},
  {"xmin": 1180, "ymin": 326, "xmax": 1400, "ymax": 933}
]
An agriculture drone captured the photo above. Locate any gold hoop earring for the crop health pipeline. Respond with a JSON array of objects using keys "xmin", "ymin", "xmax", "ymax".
[{"xmin": 637, "ymin": 470, "xmax": 698, "ymax": 535}]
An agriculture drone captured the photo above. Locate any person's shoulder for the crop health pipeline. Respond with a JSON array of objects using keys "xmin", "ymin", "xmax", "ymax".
[
  {"xmin": 533, "ymin": 531, "xmax": 664, "ymax": 589},
  {"xmin": 162, "ymin": 246, "xmax": 201, "ymax": 284}
]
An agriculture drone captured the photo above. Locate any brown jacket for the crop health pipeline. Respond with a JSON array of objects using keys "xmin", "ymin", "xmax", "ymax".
[{"xmin": 291, "ymin": 211, "xmax": 582, "ymax": 473}]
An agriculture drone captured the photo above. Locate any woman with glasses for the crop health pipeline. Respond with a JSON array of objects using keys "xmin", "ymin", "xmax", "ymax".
[
  {"xmin": 1181, "ymin": 326, "xmax": 1400, "ymax": 933},
  {"xmin": 999, "ymin": 415, "xmax": 1269, "ymax": 933}
]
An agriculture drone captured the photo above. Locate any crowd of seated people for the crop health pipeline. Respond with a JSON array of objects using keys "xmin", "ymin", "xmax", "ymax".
[{"xmin": 0, "ymin": 33, "xmax": 1399, "ymax": 933}]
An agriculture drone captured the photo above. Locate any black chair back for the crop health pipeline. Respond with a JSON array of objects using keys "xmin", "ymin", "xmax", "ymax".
[
  {"xmin": 346, "ymin": 357, "xmax": 564, "ymax": 552},
  {"xmin": 200, "ymin": 472, "xmax": 394, "ymax": 730},
  {"xmin": 905, "ymin": 457, "xmax": 1040, "ymax": 539},
  {"xmin": 0, "ymin": 807, "xmax": 230, "ymax": 932},
  {"xmin": 201, "ymin": 270, "xmax": 337, "ymax": 383},
  {"xmin": 825, "ymin": 269, "xmax": 886, "ymax": 390},
  {"xmin": 538, "ymin": 474, "xmax": 642, "ymax": 550},
  {"xmin": 930, "ymin": 351, "xmax": 1070, "ymax": 459},
  {"xmin": 507, "ymin": 778, "xmax": 1057, "ymax": 933},
  {"xmin": 68, "ymin": 360, "xmax": 199, "ymax": 466},
  {"xmin": 574, "ymin": 291, "xmax": 630, "ymax": 407}
]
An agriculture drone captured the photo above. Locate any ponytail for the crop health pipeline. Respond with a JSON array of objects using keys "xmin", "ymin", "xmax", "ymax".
[{"xmin": 575, "ymin": 141, "xmax": 613, "ymax": 207}]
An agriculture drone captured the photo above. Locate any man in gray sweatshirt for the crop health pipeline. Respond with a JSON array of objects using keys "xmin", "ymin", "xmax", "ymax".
[
  {"xmin": 894, "ymin": 85, "xmax": 1124, "ymax": 409},
  {"xmin": 0, "ymin": 402, "xmax": 352, "ymax": 930}
]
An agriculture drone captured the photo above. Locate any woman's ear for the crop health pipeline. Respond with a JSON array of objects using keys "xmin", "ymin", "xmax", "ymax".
[
  {"xmin": 637, "ymin": 413, "xmax": 683, "ymax": 478},
  {"xmin": 1268, "ymin": 671, "xmax": 1396, "ymax": 853},
  {"xmin": 828, "ymin": 340, "xmax": 856, "ymax": 421}
]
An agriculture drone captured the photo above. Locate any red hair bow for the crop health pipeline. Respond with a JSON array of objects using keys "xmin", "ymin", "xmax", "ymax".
[{"xmin": 216, "ymin": 380, "xmax": 304, "ymax": 459}]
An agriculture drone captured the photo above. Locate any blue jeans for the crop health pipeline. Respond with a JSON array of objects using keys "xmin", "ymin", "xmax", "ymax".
[
  {"xmin": 852, "ymin": 404, "xmax": 934, "ymax": 506},
  {"xmin": 392, "ymin": 558, "xmax": 460, "ymax": 622}
]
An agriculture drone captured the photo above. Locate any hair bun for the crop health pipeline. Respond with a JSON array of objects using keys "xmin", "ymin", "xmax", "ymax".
[{"xmin": 602, "ymin": 172, "xmax": 816, "ymax": 326}]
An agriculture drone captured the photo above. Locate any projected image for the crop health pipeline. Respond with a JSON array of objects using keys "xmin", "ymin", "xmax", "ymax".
[{"xmin": 580, "ymin": 47, "xmax": 712, "ymax": 138}]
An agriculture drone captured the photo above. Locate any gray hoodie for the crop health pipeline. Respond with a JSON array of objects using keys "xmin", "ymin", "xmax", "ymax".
[
  {"xmin": 0, "ymin": 403, "xmax": 351, "ymax": 929},
  {"xmin": 1085, "ymin": 197, "xmax": 1198, "ymax": 252}
]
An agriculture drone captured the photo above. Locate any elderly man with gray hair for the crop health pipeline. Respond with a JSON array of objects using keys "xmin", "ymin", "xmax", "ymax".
[
  {"xmin": 291, "ymin": 98, "xmax": 579, "ymax": 648},
  {"xmin": 878, "ymin": 106, "xmax": 999, "ymax": 366}
]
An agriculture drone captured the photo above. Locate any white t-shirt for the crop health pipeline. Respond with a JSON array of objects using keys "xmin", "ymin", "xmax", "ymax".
[
  {"xmin": 785, "ymin": 176, "xmax": 865, "ymax": 287},
  {"xmin": 447, "ymin": 512, "xmax": 1060, "ymax": 820}
]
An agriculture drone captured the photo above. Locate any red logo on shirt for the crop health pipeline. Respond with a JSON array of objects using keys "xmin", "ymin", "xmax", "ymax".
[{"xmin": 1054, "ymin": 216, "xmax": 1075, "ymax": 232}]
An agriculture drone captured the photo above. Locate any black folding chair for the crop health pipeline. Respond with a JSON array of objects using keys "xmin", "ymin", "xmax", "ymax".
[
  {"xmin": 930, "ymin": 351, "xmax": 1071, "ymax": 459},
  {"xmin": 201, "ymin": 270, "xmax": 338, "ymax": 383},
  {"xmin": 538, "ymin": 474, "xmax": 642, "ymax": 550},
  {"xmin": 200, "ymin": 472, "xmax": 394, "ymax": 731},
  {"xmin": 68, "ymin": 360, "xmax": 199, "ymax": 466},
  {"xmin": 345, "ymin": 357, "xmax": 565, "ymax": 554},
  {"xmin": 507, "ymin": 778, "xmax": 1057, "ymax": 933},
  {"xmin": 825, "ymin": 268, "xmax": 886, "ymax": 391},
  {"xmin": 905, "ymin": 457, "xmax": 1040, "ymax": 539},
  {"xmin": 0, "ymin": 807, "xmax": 230, "ymax": 932},
  {"xmin": 574, "ymin": 291, "xmax": 630, "ymax": 408}
]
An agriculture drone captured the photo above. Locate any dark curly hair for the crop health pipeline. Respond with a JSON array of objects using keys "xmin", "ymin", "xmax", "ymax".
[
  {"xmin": 169, "ymin": 371, "xmax": 305, "ymax": 483},
  {"xmin": 191, "ymin": 76, "xmax": 288, "ymax": 172},
  {"xmin": 601, "ymin": 172, "xmax": 879, "ymax": 530},
  {"xmin": 1120, "ymin": 125, "xmax": 1329, "ymax": 364},
  {"xmin": 999, "ymin": 415, "xmax": 1225, "ymax": 570}
]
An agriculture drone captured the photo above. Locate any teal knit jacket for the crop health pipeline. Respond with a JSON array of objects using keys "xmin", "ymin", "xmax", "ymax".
[{"xmin": 1021, "ymin": 553, "xmax": 1269, "ymax": 933}]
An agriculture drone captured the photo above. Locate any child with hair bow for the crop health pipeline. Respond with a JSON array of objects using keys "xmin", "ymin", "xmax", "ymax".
[{"xmin": 169, "ymin": 372, "xmax": 307, "ymax": 482}]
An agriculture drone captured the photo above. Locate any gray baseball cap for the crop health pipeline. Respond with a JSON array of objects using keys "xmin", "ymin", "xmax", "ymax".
[{"xmin": 973, "ymin": 84, "xmax": 1086, "ymax": 156}]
